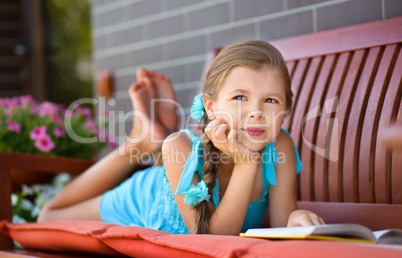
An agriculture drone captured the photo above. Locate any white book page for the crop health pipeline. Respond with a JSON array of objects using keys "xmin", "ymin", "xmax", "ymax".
[
  {"xmin": 312, "ymin": 224, "xmax": 376, "ymax": 241},
  {"xmin": 373, "ymin": 229, "xmax": 402, "ymax": 245},
  {"xmin": 245, "ymin": 226, "xmax": 317, "ymax": 237}
]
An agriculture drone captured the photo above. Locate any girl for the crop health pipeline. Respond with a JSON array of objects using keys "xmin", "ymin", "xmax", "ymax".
[{"xmin": 38, "ymin": 40, "xmax": 325, "ymax": 235}]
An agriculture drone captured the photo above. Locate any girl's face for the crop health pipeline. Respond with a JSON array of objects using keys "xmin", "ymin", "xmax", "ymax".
[{"xmin": 208, "ymin": 66, "xmax": 288, "ymax": 152}]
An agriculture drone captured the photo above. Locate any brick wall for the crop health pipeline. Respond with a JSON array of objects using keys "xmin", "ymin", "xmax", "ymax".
[{"xmin": 91, "ymin": 0, "xmax": 401, "ymax": 139}]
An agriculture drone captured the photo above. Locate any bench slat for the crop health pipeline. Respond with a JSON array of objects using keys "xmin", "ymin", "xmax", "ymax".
[
  {"xmin": 286, "ymin": 60, "xmax": 296, "ymax": 79},
  {"xmin": 375, "ymin": 45, "xmax": 402, "ymax": 204},
  {"xmin": 284, "ymin": 59, "xmax": 310, "ymax": 132},
  {"xmin": 322, "ymin": 52, "xmax": 351, "ymax": 202},
  {"xmin": 295, "ymin": 57, "xmax": 323, "ymax": 201},
  {"xmin": 283, "ymin": 60, "xmax": 297, "ymax": 132},
  {"xmin": 362, "ymin": 44, "xmax": 399, "ymax": 204},
  {"xmin": 302, "ymin": 55, "xmax": 337, "ymax": 202},
  {"xmin": 392, "ymin": 102, "xmax": 402, "ymax": 203},
  {"xmin": 387, "ymin": 47, "xmax": 402, "ymax": 204},
  {"xmin": 342, "ymin": 47, "xmax": 380, "ymax": 203},
  {"xmin": 359, "ymin": 47, "xmax": 386, "ymax": 204},
  {"xmin": 335, "ymin": 49, "xmax": 366, "ymax": 202}
]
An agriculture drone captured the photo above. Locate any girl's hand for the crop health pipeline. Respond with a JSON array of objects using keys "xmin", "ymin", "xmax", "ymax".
[
  {"xmin": 287, "ymin": 210, "xmax": 326, "ymax": 227},
  {"xmin": 204, "ymin": 118, "xmax": 259, "ymax": 166}
]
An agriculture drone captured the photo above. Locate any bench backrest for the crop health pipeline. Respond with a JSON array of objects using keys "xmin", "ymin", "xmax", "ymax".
[
  {"xmin": 270, "ymin": 16, "xmax": 402, "ymax": 205},
  {"xmin": 200, "ymin": 17, "xmax": 402, "ymax": 230}
]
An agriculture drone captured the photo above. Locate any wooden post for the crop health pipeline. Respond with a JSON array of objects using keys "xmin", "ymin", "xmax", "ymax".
[{"xmin": 0, "ymin": 162, "xmax": 14, "ymax": 249}]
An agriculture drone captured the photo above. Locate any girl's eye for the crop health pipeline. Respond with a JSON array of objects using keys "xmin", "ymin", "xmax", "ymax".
[
  {"xmin": 265, "ymin": 98, "xmax": 278, "ymax": 104},
  {"xmin": 233, "ymin": 95, "xmax": 246, "ymax": 100}
]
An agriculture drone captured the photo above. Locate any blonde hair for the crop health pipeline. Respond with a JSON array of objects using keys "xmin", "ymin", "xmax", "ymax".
[{"xmin": 193, "ymin": 40, "xmax": 293, "ymax": 234}]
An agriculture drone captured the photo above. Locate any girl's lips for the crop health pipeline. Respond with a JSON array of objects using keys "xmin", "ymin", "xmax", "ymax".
[{"xmin": 242, "ymin": 128, "xmax": 265, "ymax": 137}]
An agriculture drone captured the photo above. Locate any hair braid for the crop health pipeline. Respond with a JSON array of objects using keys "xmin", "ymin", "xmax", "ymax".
[{"xmin": 192, "ymin": 117, "xmax": 219, "ymax": 234}]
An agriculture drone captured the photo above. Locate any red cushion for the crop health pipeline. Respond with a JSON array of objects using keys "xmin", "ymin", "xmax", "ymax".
[
  {"xmin": 100, "ymin": 225, "xmax": 402, "ymax": 258},
  {"xmin": 1, "ymin": 220, "xmax": 401, "ymax": 258},
  {"xmin": 0, "ymin": 220, "xmax": 123, "ymax": 256}
]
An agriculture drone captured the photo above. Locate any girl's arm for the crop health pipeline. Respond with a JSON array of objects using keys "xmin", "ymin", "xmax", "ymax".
[
  {"xmin": 209, "ymin": 162, "xmax": 258, "ymax": 234},
  {"xmin": 268, "ymin": 131, "xmax": 325, "ymax": 227},
  {"xmin": 163, "ymin": 128, "xmax": 259, "ymax": 235}
]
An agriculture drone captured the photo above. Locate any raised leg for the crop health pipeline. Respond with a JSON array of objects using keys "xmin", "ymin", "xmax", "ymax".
[
  {"xmin": 137, "ymin": 68, "xmax": 179, "ymax": 133},
  {"xmin": 37, "ymin": 76, "xmax": 172, "ymax": 222}
]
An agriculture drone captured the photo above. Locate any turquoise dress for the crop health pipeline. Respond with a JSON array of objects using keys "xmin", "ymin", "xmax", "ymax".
[{"xmin": 100, "ymin": 128, "xmax": 302, "ymax": 234}]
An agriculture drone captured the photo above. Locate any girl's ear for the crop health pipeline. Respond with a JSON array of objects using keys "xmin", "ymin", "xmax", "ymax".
[{"xmin": 203, "ymin": 93, "xmax": 215, "ymax": 119}]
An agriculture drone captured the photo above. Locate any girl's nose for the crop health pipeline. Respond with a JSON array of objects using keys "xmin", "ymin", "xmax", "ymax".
[{"xmin": 248, "ymin": 110, "xmax": 264, "ymax": 120}]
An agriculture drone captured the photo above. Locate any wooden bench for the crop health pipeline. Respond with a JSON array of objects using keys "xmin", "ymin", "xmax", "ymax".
[
  {"xmin": 0, "ymin": 16, "xmax": 401, "ymax": 256},
  {"xmin": 198, "ymin": 17, "xmax": 402, "ymax": 231},
  {"xmin": 269, "ymin": 15, "xmax": 402, "ymax": 230}
]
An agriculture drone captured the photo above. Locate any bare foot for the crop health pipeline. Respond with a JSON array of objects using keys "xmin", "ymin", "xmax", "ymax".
[
  {"xmin": 137, "ymin": 68, "xmax": 179, "ymax": 133},
  {"xmin": 127, "ymin": 78, "xmax": 168, "ymax": 154}
]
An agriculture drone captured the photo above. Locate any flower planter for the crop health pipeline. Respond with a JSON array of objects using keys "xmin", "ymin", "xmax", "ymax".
[
  {"xmin": 0, "ymin": 153, "xmax": 96, "ymax": 191},
  {"xmin": 11, "ymin": 168, "xmax": 55, "ymax": 192}
]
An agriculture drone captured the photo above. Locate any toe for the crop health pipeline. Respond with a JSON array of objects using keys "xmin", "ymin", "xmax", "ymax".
[
  {"xmin": 128, "ymin": 82, "xmax": 141, "ymax": 95},
  {"xmin": 149, "ymin": 70, "xmax": 169, "ymax": 83},
  {"xmin": 141, "ymin": 77, "xmax": 157, "ymax": 99},
  {"xmin": 136, "ymin": 67, "xmax": 148, "ymax": 82}
]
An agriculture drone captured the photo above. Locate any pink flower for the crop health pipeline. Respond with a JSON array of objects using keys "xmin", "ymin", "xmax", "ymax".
[
  {"xmin": 64, "ymin": 109, "xmax": 74, "ymax": 119},
  {"xmin": 75, "ymin": 105, "xmax": 91, "ymax": 116},
  {"xmin": 4, "ymin": 99, "xmax": 20, "ymax": 114},
  {"xmin": 30, "ymin": 106, "xmax": 39, "ymax": 115},
  {"xmin": 81, "ymin": 107, "xmax": 91, "ymax": 116},
  {"xmin": 60, "ymin": 108, "xmax": 67, "ymax": 116},
  {"xmin": 84, "ymin": 117, "xmax": 98, "ymax": 133},
  {"xmin": 30, "ymin": 126, "xmax": 47, "ymax": 140},
  {"xmin": 50, "ymin": 113, "xmax": 63, "ymax": 124},
  {"xmin": 54, "ymin": 127, "xmax": 65, "ymax": 137},
  {"xmin": 19, "ymin": 95, "xmax": 35, "ymax": 107},
  {"xmin": 38, "ymin": 102, "xmax": 57, "ymax": 117},
  {"xmin": 6, "ymin": 98, "xmax": 19, "ymax": 108},
  {"xmin": 6, "ymin": 119, "xmax": 20, "ymax": 133},
  {"xmin": 34, "ymin": 134, "xmax": 55, "ymax": 152}
]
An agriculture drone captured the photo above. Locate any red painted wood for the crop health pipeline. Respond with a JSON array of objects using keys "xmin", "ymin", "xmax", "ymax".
[
  {"xmin": 342, "ymin": 47, "xmax": 382, "ymax": 203},
  {"xmin": 355, "ymin": 47, "xmax": 385, "ymax": 204},
  {"xmin": 283, "ymin": 59, "xmax": 310, "ymax": 133},
  {"xmin": 292, "ymin": 57, "xmax": 322, "ymax": 201},
  {"xmin": 282, "ymin": 61, "xmax": 298, "ymax": 132},
  {"xmin": 286, "ymin": 60, "xmax": 296, "ymax": 79},
  {"xmin": 318, "ymin": 52, "xmax": 351, "ymax": 202},
  {"xmin": 0, "ymin": 154, "xmax": 95, "ymax": 174},
  {"xmin": 271, "ymin": 16, "xmax": 402, "ymax": 61},
  {"xmin": 333, "ymin": 50, "xmax": 366, "ymax": 203},
  {"xmin": 375, "ymin": 46, "xmax": 402, "ymax": 204},
  {"xmin": 297, "ymin": 201, "xmax": 402, "ymax": 230},
  {"xmin": 392, "ymin": 102, "xmax": 402, "ymax": 204},
  {"xmin": 299, "ymin": 55, "xmax": 336, "ymax": 202},
  {"xmin": 0, "ymin": 163, "xmax": 13, "ymax": 249},
  {"xmin": 358, "ymin": 44, "xmax": 398, "ymax": 204}
]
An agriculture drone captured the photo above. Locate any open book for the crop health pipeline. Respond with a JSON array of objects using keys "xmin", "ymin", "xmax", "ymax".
[{"xmin": 240, "ymin": 224, "xmax": 402, "ymax": 245}]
